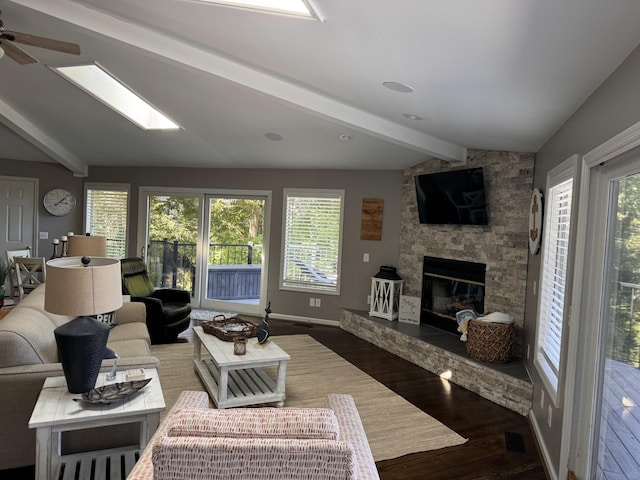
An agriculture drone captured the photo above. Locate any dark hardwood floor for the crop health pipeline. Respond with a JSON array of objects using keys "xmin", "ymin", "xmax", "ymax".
[
  {"xmin": 267, "ymin": 320, "xmax": 548, "ymax": 480},
  {"xmin": 2, "ymin": 319, "xmax": 548, "ymax": 480}
]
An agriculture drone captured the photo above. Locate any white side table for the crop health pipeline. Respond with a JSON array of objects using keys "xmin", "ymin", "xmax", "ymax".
[{"xmin": 28, "ymin": 368, "xmax": 165, "ymax": 480}]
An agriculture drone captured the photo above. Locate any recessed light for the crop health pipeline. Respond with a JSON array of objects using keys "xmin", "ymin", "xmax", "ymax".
[
  {"xmin": 403, "ymin": 113, "xmax": 423, "ymax": 120},
  {"xmin": 339, "ymin": 134, "xmax": 353, "ymax": 141},
  {"xmin": 265, "ymin": 132, "xmax": 283, "ymax": 141},
  {"xmin": 383, "ymin": 81, "xmax": 414, "ymax": 93}
]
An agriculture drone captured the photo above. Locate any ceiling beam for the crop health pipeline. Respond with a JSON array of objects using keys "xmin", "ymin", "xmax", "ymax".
[
  {"xmin": 0, "ymin": 97, "xmax": 88, "ymax": 176},
  {"xmin": 11, "ymin": 0, "xmax": 467, "ymax": 163}
]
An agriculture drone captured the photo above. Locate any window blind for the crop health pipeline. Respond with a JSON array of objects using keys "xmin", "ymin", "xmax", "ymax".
[
  {"xmin": 85, "ymin": 185, "xmax": 129, "ymax": 258},
  {"xmin": 281, "ymin": 189, "xmax": 343, "ymax": 293},
  {"xmin": 537, "ymin": 177, "xmax": 573, "ymax": 395}
]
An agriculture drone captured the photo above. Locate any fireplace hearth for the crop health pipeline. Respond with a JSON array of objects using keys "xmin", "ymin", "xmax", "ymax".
[{"xmin": 421, "ymin": 256, "xmax": 486, "ymax": 334}]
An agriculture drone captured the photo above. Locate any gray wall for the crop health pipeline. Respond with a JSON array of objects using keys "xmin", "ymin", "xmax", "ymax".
[
  {"xmin": 0, "ymin": 161, "xmax": 403, "ymax": 322},
  {"xmin": 525, "ymin": 43, "xmax": 640, "ymax": 474}
]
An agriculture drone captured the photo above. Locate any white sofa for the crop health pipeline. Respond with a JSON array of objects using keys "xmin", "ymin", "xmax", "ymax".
[{"xmin": 127, "ymin": 391, "xmax": 380, "ymax": 480}]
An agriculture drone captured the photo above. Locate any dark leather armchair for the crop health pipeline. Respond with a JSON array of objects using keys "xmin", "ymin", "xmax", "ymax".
[{"xmin": 120, "ymin": 257, "xmax": 191, "ymax": 344}]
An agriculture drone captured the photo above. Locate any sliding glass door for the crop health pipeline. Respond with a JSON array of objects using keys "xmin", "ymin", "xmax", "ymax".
[
  {"xmin": 200, "ymin": 194, "xmax": 268, "ymax": 315},
  {"xmin": 139, "ymin": 188, "xmax": 270, "ymax": 316}
]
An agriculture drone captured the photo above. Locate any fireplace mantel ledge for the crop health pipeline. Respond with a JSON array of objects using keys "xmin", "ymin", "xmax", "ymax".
[{"xmin": 340, "ymin": 308, "xmax": 532, "ymax": 416}]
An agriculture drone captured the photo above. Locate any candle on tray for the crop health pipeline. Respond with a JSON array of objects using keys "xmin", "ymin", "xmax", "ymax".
[
  {"xmin": 52, "ymin": 239, "xmax": 59, "ymax": 245},
  {"xmin": 61, "ymin": 236, "xmax": 67, "ymax": 242}
]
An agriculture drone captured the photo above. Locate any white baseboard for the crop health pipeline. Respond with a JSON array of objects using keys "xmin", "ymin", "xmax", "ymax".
[
  {"xmin": 529, "ymin": 409, "xmax": 559, "ymax": 480},
  {"xmin": 270, "ymin": 312, "xmax": 340, "ymax": 328}
]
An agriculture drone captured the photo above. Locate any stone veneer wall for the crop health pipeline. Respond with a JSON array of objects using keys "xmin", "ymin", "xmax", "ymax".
[{"xmin": 399, "ymin": 150, "xmax": 535, "ymax": 357}]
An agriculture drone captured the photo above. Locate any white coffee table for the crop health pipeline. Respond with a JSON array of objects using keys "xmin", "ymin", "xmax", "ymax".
[
  {"xmin": 193, "ymin": 325, "xmax": 291, "ymax": 409},
  {"xmin": 28, "ymin": 368, "xmax": 165, "ymax": 480}
]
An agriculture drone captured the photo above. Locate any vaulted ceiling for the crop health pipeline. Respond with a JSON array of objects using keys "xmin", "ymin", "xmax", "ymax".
[{"xmin": 2, "ymin": 0, "xmax": 640, "ymax": 176}]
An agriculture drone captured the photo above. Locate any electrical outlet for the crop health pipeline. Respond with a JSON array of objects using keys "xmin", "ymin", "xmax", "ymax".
[
  {"xmin": 315, "ymin": 298, "xmax": 321, "ymax": 307},
  {"xmin": 39, "ymin": 231, "xmax": 48, "ymax": 239},
  {"xmin": 547, "ymin": 404, "xmax": 553, "ymax": 427},
  {"xmin": 363, "ymin": 253, "xmax": 369, "ymax": 262},
  {"xmin": 309, "ymin": 297, "xmax": 315, "ymax": 307}
]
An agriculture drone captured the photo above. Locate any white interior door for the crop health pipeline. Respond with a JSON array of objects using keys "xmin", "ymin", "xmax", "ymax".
[{"xmin": 0, "ymin": 176, "xmax": 37, "ymax": 264}]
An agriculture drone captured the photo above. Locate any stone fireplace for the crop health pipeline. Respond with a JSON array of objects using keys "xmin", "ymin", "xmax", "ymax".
[
  {"xmin": 421, "ymin": 256, "xmax": 486, "ymax": 334},
  {"xmin": 399, "ymin": 150, "xmax": 535, "ymax": 357},
  {"xmin": 340, "ymin": 149, "xmax": 535, "ymax": 415}
]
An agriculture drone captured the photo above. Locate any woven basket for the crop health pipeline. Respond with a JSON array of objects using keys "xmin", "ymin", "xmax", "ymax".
[
  {"xmin": 466, "ymin": 320, "xmax": 513, "ymax": 363},
  {"xmin": 201, "ymin": 315, "xmax": 257, "ymax": 342}
]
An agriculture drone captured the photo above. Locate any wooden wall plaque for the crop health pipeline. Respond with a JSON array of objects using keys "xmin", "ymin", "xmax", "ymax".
[{"xmin": 361, "ymin": 198, "xmax": 383, "ymax": 240}]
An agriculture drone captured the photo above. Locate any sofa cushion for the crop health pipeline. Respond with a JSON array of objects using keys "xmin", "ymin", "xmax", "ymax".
[
  {"xmin": 152, "ymin": 437, "xmax": 358, "ymax": 480},
  {"xmin": 167, "ymin": 407, "xmax": 340, "ymax": 440},
  {"xmin": 0, "ymin": 308, "xmax": 60, "ymax": 366},
  {"xmin": 107, "ymin": 322, "xmax": 150, "ymax": 345},
  {"xmin": 107, "ymin": 339, "xmax": 151, "ymax": 358}
]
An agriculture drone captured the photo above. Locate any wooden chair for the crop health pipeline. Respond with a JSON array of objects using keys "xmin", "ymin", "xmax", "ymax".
[
  {"xmin": 5, "ymin": 247, "xmax": 32, "ymax": 299},
  {"xmin": 14, "ymin": 257, "xmax": 46, "ymax": 301}
]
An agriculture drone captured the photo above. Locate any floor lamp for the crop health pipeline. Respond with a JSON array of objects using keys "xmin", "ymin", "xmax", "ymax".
[{"xmin": 45, "ymin": 257, "xmax": 122, "ymax": 393}]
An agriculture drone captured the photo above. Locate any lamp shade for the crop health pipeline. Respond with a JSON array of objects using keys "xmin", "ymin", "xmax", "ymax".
[
  {"xmin": 67, "ymin": 235, "xmax": 108, "ymax": 257},
  {"xmin": 45, "ymin": 257, "xmax": 123, "ymax": 316}
]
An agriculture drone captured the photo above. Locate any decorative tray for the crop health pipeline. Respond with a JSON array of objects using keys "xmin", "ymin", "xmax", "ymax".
[
  {"xmin": 74, "ymin": 378, "xmax": 152, "ymax": 404},
  {"xmin": 201, "ymin": 315, "xmax": 257, "ymax": 341}
]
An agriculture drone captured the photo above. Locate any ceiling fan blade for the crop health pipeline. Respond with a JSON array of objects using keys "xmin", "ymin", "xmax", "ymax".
[
  {"xmin": 1, "ymin": 40, "xmax": 37, "ymax": 64},
  {"xmin": 5, "ymin": 30, "xmax": 80, "ymax": 55}
]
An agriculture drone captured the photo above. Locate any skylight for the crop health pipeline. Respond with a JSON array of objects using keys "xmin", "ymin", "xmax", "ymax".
[
  {"xmin": 52, "ymin": 64, "xmax": 180, "ymax": 131},
  {"xmin": 196, "ymin": 0, "xmax": 321, "ymax": 19}
]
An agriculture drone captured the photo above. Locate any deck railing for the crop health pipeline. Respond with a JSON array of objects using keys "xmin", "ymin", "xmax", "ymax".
[{"xmin": 146, "ymin": 239, "xmax": 262, "ymax": 298}]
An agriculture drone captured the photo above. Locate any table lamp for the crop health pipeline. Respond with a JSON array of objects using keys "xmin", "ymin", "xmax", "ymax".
[
  {"xmin": 45, "ymin": 257, "xmax": 123, "ymax": 393},
  {"xmin": 67, "ymin": 234, "xmax": 108, "ymax": 257}
]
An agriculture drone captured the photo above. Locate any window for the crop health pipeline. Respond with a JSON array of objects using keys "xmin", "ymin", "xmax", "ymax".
[
  {"xmin": 281, "ymin": 189, "xmax": 344, "ymax": 294},
  {"xmin": 84, "ymin": 184, "xmax": 130, "ymax": 258},
  {"xmin": 535, "ymin": 158, "xmax": 576, "ymax": 404},
  {"xmin": 52, "ymin": 64, "xmax": 180, "ymax": 130}
]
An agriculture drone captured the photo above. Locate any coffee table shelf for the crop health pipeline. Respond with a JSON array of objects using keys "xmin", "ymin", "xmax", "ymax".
[{"xmin": 193, "ymin": 326, "xmax": 290, "ymax": 409}]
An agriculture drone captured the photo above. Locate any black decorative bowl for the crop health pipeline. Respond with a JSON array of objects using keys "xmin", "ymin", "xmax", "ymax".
[{"xmin": 74, "ymin": 378, "xmax": 152, "ymax": 404}]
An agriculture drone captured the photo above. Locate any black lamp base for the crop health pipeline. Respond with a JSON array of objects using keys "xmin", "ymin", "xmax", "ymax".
[{"xmin": 54, "ymin": 316, "xmax": 110, "ymax": 393}]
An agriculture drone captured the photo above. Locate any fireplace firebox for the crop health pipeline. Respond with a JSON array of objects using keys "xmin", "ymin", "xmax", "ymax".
[{"xmin": 421, "ymin": 256, "xmax": 486, "ymax": 334}]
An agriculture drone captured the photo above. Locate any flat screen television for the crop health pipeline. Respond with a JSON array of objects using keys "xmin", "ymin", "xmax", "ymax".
[{"xmin": 414, "ymin": 167, "xmax": 488, "ymax": 225}]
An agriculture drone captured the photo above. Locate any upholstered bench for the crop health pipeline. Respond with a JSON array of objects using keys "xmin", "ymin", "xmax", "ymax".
[{"xmin": 127, "ymin": 391, "xmax": 379, "ymax": 480}]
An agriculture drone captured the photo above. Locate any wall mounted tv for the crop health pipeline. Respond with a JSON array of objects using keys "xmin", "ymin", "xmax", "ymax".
[{"xmin": 414, "ymin": 167, "xmax": 488, "ymax": 225}]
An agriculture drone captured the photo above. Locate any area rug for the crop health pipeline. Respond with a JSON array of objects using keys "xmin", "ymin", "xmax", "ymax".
[{"xmin": 150, "ymin": 334, "xmax": 467, "ymax": 461}]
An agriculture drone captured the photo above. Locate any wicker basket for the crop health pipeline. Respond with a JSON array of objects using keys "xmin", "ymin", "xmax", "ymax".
[
  {"xmin": 466, "ymin": 320, "xmax": 513, "ymax": 363},
  {"xmin": 201, "ymin": 315, "xmax": 257, "ymax": 342}
]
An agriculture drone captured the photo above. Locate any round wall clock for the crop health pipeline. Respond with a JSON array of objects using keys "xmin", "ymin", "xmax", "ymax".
[
  {"xmin": 529, "ymin": 188, "xmax": 543, "ymax": 255},
  {"xmin": 43, "ymin": 188, "xmax": 77, "ymax": 216}
]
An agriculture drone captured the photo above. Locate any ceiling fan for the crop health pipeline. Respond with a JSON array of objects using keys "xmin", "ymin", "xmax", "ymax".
[{"xmin": 0, "ymin": 12, "xmax": 80, "ymax": 65}]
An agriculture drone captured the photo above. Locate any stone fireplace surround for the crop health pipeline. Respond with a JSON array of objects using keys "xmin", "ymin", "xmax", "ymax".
[
  {"xmin": 341, "ymin": 150, "xmax": 535, "ymax": 415},
  {"xmin": 400, "ymin": 150, "xmax": 535, "ymax": 358}
]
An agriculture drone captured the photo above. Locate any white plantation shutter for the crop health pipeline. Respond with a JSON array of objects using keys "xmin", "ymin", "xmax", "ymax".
[
  {"xmin": 85, "ymin": 184, "xmax": 129, "ymax": 258},
  {"xmin": 281, "ymin": 189, "xmax": 344, "ymax": 293},
  {"xmin": 536, "ymin": 173, "xmax": 574, "ymax": 401}
]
